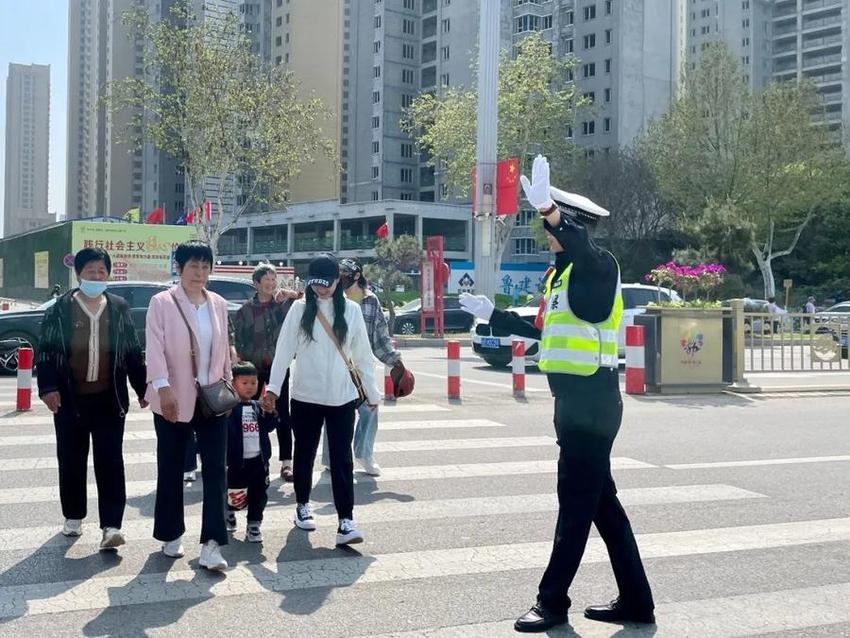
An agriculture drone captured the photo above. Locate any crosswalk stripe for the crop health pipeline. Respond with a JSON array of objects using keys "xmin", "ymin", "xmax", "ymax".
[
  {"xmin": 0, "ymin": 437, "xmax": 559, "ymax": 472},
  {"xmin": 360, "ymin": 582, "xmax": 850, "ymax": 638},
  {"xmin": 667, "ymin": 454, "xmax": 850, "ymax": 470},
  {"xmin": 0, "ymin": 418, "xmax": 508, "ymax": 448},
  {"xmin": 0, "ymin": 484, "xmax": 765, "ymax": 552},
  {"xmin": 0, "ymin": 517, "xmax": 848, "ymax": 619},
  {"xmin": 0, "ymin": 457, "xmax": 651, "ymax": 505}
]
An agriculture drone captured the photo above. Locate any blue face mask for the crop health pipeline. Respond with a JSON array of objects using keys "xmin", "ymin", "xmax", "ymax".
[{"xmin": 79, "ymin": 279, "xmax": 109, "ymax": 298}]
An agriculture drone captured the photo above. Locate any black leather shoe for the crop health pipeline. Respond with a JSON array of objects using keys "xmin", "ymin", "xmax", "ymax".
[
  {"xmin": 514, "ymin": 604, "xmax": 568, "ymax": 633},
  {"xmin": 584, "ymin": 598, "xmax": 655, "ymax": 624}
]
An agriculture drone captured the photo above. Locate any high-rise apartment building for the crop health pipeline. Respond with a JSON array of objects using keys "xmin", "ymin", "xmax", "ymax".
[
  {"xmin": 3, "ymin": 63, "xmax": 53, "ymax": 237},
  {"xmin": 67, "ymin": 0, "xmax": 185, "ymax": 221}
]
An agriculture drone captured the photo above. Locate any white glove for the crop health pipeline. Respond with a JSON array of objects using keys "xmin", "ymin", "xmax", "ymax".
[
  {"xmin": 519, "ymin": 154, "xmax": 555, "ymax": 211},
  {"xmin": 459, "ymin": 293, "xmax": 495, "ymax": 321}
]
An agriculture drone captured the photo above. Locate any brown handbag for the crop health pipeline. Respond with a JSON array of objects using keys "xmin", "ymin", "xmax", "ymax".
[
  {"xmin": 170, "ymin": 290, "xmax": 240, "ymax": 418},
  {"xmin": 316, "ymin": 310, "xmax": 368, "ymax": 407}
]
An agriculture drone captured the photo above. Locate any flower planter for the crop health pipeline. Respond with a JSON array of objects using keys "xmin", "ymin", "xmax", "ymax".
[{"xmin": 640, "ymin": 306, "xmax": 728, "ymax": 393}]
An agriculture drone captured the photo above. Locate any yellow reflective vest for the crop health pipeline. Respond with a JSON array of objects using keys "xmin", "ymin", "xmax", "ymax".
[{"xmin": 538, "ymin": 261, "xmax": 623, "ymax": 376}]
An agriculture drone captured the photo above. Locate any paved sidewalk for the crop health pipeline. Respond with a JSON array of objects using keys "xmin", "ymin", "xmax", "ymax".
[{"xmin": 738, "ymin": 371, "xmax": 850, "ymax": 393}]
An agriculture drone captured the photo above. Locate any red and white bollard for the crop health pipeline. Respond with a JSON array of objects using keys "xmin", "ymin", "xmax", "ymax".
[
  {"xmin": 16, "ymin": 347, "xmax": 34, "ymax": 411},
  {"xmin": 512, "ymin": 339, "xmax": 526, "ymax": 399},
  {"xmin": 447, "ymin": 340, "xmax": 461, "ymax": 400},
  {"xmin": 384, "ymin": 339, "xmax": 397, "ymax": 402},
  {"xmin": 625, "ymin": 325, "xmax": 646, "ymax": 395}
]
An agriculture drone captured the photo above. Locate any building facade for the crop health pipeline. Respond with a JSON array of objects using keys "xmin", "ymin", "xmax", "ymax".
[{"xmin": 4, "ymin": 63, "xmax": 53, "ymax": 237}]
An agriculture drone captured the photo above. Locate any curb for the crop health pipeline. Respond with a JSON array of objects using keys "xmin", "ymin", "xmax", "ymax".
[
  {"xmin": 393, "ymin": 337, "xmax": 472, "ymax": 348},
  {"xmin": 742, "ymin": 385, "xmax": 850, "ymax": 394}
]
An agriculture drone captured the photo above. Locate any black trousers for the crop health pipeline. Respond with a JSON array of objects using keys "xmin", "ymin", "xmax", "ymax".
[
  {"xmin": 258, "ymin": 369, "xmax": 292, "ymax": 462},
  {"xmin": 290, "ymin": 399, "xmax": 356, "ymax": 520},
  {"xmin": 153, "ymin": 410, "xmax": 228, "ymax": 545},
  {"xmin": 53, "ymin": 392, "xmax": 126, "ymax": 529},
  {"xmin": 537, "ymin": 387, "xmax": 654, "ymax": 615},
  {"xmin": 227, "ymin": 455, "xmax": 269, "ymax": 523}
]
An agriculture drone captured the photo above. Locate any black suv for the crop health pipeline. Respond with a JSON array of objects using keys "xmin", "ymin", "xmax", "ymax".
[{"xmin": 0, "ymin": 277, "xmax": 255, "ymax": 373}]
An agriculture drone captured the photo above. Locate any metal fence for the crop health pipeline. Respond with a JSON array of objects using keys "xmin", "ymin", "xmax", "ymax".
[{"xmin": 743, "ymin": 311, "xmax": 850, "ymax": 372}]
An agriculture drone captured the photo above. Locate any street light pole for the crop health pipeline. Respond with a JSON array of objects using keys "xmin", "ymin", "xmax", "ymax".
[{"xmin": 473, "ymin": 0, "xmax": 500, "ymax": 300}]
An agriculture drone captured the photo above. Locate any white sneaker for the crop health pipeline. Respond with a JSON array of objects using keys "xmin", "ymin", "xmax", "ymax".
[
  {"xmin": 183, "ymin": 470, "xmax": 196, "ymax": 483},
  {"xmin": 293, "ymin": 503, "xmax": 317, "ymax": 531},
  {"xmin": 199, "ymin": 540, "xmax": 228, "ymax": 571},
  {"xmin": 100, "ymin": 527, "xmax": 125, "ymax": 550},
  {"xmin": 226, "ymin": 511, "xmax": 237, "ymax": 532},
  {"xmin": 62, "ymin": 519, "xmax": 83, "ymax": 537},
  {"xmin": 336, "ymin": 518, "xmax": 364, "ymax": 546},
  {"xmin": 162, "ymin": 537, "xmax": 185, "ymax": 558},
  {"xmin": 245, "ymin": 522, "xmax": 263, "ymax": 543},
  {"xmin": 358, "ymin": 457, "xmax": 382, "ymax": 477}
]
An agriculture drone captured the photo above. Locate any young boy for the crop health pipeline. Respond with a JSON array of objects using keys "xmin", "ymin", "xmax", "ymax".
[{"xmin": 226, "ymin": 362, "xmax": 277, "ymax": 542}]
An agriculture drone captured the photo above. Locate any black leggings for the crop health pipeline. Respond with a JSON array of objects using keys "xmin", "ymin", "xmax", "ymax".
[{"xmin": 290, "ymin": 399, "xmax": 356, "ymax": 520}]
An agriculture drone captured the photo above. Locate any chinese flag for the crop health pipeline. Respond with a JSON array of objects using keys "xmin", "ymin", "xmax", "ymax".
[
  {"xmin": 376, "ymin": 222, "xmax": 389, "ymax": 239},
  {"xmin": 470, "ymin": 158, "xmax": 520, "ymax": 216},
  {"xmin": 145, "ymin": 206, "xmax": 165, "ymax": 224},
  {"xmin": 496, "ymin": 158, "xmax": 520, "ymax": 215}
]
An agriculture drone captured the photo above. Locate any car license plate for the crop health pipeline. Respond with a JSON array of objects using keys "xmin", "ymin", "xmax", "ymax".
[{"xmin": 481, "ymin": 337, "xmax": 500, "ymax": 349}]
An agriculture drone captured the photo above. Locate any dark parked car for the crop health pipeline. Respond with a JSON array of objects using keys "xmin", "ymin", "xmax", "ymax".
[
  {"xmin": 389, "ymin": 297, "xmax": 475, "ymax": 335},
  {"xmin": 0, "ymin": 277, "xmax": 255, "ymax": 373}
]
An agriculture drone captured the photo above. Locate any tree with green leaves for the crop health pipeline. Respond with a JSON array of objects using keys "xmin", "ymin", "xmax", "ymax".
[
  {"xmin": 643, "ymin": 41, "xmax": 849, "ymax": 298},
  {"xmin": 363, "ymin": 235, "xmax": 422, "ymax": 335},
  {"xmin": 402, "ymin": 33, "xmax": 585, "ymax": 267},
  {"xmin": 105, "ymin": 1, "xmax": 335, "ymax": 252}
]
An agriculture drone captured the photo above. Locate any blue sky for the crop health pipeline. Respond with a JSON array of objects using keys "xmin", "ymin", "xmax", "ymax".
[{"xmin": 0, "ymin": 0, "xmax": 68, "ymax": 231}]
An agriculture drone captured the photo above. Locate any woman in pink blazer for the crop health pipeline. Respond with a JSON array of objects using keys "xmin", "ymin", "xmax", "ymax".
[{"xmin": 145, "ymin": 241, "xmax": 232, "ymax": 571}]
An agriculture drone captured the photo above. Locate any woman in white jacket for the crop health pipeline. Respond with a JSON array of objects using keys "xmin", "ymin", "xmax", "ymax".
[{"xmin": 263, "ymin": 254, "xmax": 380, "ymax": 545}]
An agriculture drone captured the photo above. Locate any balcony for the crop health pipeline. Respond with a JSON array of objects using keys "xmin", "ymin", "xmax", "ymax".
[
  {"xmin": 773, "ymin": 22, "xmax": 799, "ymax": 37},
  {"xmin": 804, "ymin": 69, "xmax": 843, "ymax": 83},
  {"xmin": 773, "ymin": 60, "xmax": 799, "ymax": 73},
  {"xmin": 340, "ymin": 236, "xmax": 375, "ymax": 251},
  {"xmin": 294, "ymin": 237, "xmax": 334, "ymax": 252},
  {"xmin": 252, "ymin": 239, "xmax": 287, "ymax": 254},
  {"xmin": 802, "ymin": 0, "xmax": 843, "ymax": 13},
  {"xmin": 803, "ymin": 33, "xmax": 843, "ymax": 51},
  {"xmin": 802, "ymin": 15, "xmax": 842, "ymax": 33},
  {"xmin": 772, "ymin": 42, "xmax": 798, "ymax": 56},
  {"xmin": 802, "ymin": 52, "xmax": 842, "ymax": 69},
  {"xmin": 773, "ymin": 6, "xmax": 798, "ymax": 19},
  {"xmin": 821, "ymin": 92, "xmax": 843, "ymax": 104}
]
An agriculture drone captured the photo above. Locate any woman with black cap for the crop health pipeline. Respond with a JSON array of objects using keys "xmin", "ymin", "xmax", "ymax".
[
  {"xmin": 263, "ymin": 254, "xmax": 380, "ymax": 546},
  {"xmin": 461, "ymin": 155, "xmax": 655, "ymax": 632}
]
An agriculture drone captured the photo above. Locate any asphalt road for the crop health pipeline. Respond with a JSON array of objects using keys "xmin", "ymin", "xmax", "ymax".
[{"xmin": 0, "ymin": 346, "xmax": 848, "ymax": 637}]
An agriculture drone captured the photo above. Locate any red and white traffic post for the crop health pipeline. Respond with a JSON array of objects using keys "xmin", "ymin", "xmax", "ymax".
[
  {"xmin": 16, "ymin": 347, "xmax": 34, "ymax": 411},
  {"xmin": 447, "ymin": 340, "xmax": 461, "ymax": 400},
  {"xmin": 384, "ymin": 339, "xmax": 398, "ymax": 402},
  {"xmin": 625, "ymin": 325, "xmax": 646, "ymax": 395},
  {"xmin": 512, "ymin": 339, "xmax": 526, "ymax": 399}
]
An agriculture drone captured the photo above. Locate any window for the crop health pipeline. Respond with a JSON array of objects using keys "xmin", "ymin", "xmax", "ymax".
[
  {"xmin": 583, "ymin": 91, "xmax": 595, "ymax": 103},
  {"xmin": 276, "ymin": 16, "xmax": 282, "ymax": 26},
  {"xmin": 623, "ymin": 288, "xmax": 665, "ymax": 310},
  {"xmin": 542, "ymin": 15, "xmax": 552, "ymax": 29},
  {"xmin": 403, "ymin": 19, "xmax": 415, "ymax": 34},
  {"xmin": 742, "ymin": 0, "xmax": 750, "ymax": 8},
  {"xmin": 515, "ymin": 15, "xmax": 539, "ymax": 32},
  {"xmin": 583, "ymin": 4, "xmax": 596, "ymax": 20},
  {"xmin": 402, "ymin": 68, "xmax": 415, "ymax": 83},
  {"xmin": 514, "ymin": 238, "xmax": 539, "ymax": 255},
  {"xmin": 401, "ymin": 143, "xmax": 413, "ymax": 158},
  {"xmin": 583, "ymin": 33, "xmax": 596, "ymax": 49},
  {"xmin": 286, "ymin": 13, "xmax": 290, "ymax": 23},
  {"xmin": 564, "ymin": 38, "xmax": 574, "ymax": 53},
  {"xmin": 604, "ymin": 58, "xmax": 611, "ymax": 73},
  {"xmin": 374, "ymin": 16, "xmax": 382, "ymax": 28},
  {"xmin": 400, "ymin": 168, "xmax": 413, "ymax": 183},
  {"xmin": 403, "ymin": 43, "xmax": 415, "ymax": 59},
  {"xmin": 440, "ymin": 73, "xmax": 450, "ymax": 87},
  {"xmin": 742, "ymin": 36, "xmax": 750, "ymax": 46},
  {"xmin": 566, "ymin": 10, "xmax": 574, "ymax": 24},
  {"xmin": 372, "ymin": 166, "xmax": 380, "ymax": 179},
  {"xmin": 441, "ymin": 46, "xmax": 450, "ymax": 60},
  {"xmin": 605, "ymin": 28, "xmax": 612, "ymax": 44},
  {"xmin": 404, "ymin": 0, "xmax": 415, "ymax": 8},
  {"xmin": 374, "ymin": 65, "xmax": 381, "ymax": 78},
  {"xmin": 285, "ymin": 32, "xmax": 290, "ymax": 43},
  {"xmin": 372, "ymin": 191, "xmax": 379, "ymax": 201},
  {"xmin": 372, "ymin": 90, "xmax": 381, "ymax": 103},
  {"xmin": 605, "ymin": 0, "xmax": 612, "ymax": 14},
  {"xmin": 442, "ymin": 18, "xmax": 450, "ymax": 33},
  {"xmin": 372, "ymin": 141, "xmax": 380, "ymax": 153},
  {"xmin": 374, "ymin": 41, "xmax": 381, "ymax": 53},
  {"xmin": 401, "ymin": 193, "xmax": 414, "ymax": 201},
  {"xmin": 582, "ymin": 120, "xmax": 595, "ymax": 135},
  {"xmin": 742, "ymin": 18, "xmax": 750, "ymax": 28},
  {"xmin": 401, "ymin": 93, "xmax": 414, "ymax": 107},
  {"xmin": 603, "ymin": 117, "xmax": 611, "ymax": 132},
  {"xmin": 275, "ymin": 35, "xmax": 282, "ymax": 46},
  {"xmin": 583, "ymin": 62, "xmax": 596, "ymax": 78},
  {"xmin": 372, "ymin": 116, "xmax": 381, "ymax": 128},
  {"xmin": 604, "ymin": 87, "xmax": 611, "ymax": 102}
]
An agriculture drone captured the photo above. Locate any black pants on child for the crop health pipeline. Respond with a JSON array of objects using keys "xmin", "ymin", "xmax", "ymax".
[
  {"xmin": 290, "ymin": 399, "xmax": 356, "ymax": 520},
  {"xmin": 227, "ymin": 456, "xmax": 269, "ymax": 523},
  {"xmin": 53, "ymin": 392, "xmax": 126, "ymax": 529}
]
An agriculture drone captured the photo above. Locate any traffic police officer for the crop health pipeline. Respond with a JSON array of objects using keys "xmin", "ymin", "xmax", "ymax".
[{"xmin": 460, "ymin": 155, "xmax": 654, "ymax": 633}]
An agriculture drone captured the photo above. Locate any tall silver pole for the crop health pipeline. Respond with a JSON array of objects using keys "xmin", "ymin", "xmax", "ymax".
[{"xmin": 473, "ymin": 0, "xmax": 500, "ymax": 300}]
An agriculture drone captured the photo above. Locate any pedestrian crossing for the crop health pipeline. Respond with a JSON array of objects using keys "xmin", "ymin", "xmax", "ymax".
[{"xmin": 0, "ymin": 391, "xmax": 848, "ymax": 636}]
